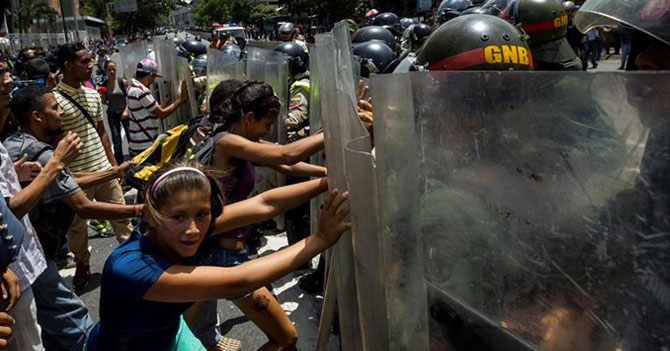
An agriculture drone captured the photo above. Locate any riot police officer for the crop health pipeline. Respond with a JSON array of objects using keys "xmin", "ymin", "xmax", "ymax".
[
  {"xmin": 415, "ymin": 14, "xmax": 532, "ymax": 71},
  {"xmin": 503, "ymin": 0, "xmax": 583, "ymax": 70},
  {"xmin": 436, "ymin": 0, "xmax": 473, "ymax": 25},
  {"xmin": 353, "ymin": 41, "xmax": 396, "ymax": 77},
  {"xmin": 394, "ymin": 24, "xmax": 432, "ymax": 72},
  {"xmin": 177, "ymin": 39, "xmax": 207, "ymax": 62},
  {"xmin": 279, "ymin": 22, "xmax": 309, "ymax": 53},
  {"xmin": 352, "ymin": 26, "xmax": 398, "ymax": 52}
]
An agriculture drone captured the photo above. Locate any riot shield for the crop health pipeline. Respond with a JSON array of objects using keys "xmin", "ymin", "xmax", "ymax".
[
  {"xmin": 245, "ymin": 48, "xmax": 289, "ymax": 223},
  {"xmin": 206, "ymin": 48, "xmax": 245, "ymax": 112},
  {"xmin": 308, "ymin": 42, "xmax": 325, "ymax": 235},
  {"xmin": 176, "ymin": 56, "xmax": 198, "ymax": 125},
  {"xmin": 153, "ymin": 39, "xmax": 178, "ymax": 132},
  {"xmin": 119, "ymin": 40, "xmax": 148, "ymax": 83},
  {"xmin": 368, "ymin": 71, "xmax": 670, "ymax": 350}
]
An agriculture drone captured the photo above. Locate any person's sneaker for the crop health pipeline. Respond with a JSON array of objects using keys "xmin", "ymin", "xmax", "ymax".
[
  {"xmin": 89, "ymin": 220, "xmax": 114, "ymax": 238},
  {"xmin": 73, "ymin": 263, "xmax": 91, "ymax": 291}
]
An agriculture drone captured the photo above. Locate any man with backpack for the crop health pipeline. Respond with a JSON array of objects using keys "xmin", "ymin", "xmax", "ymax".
[
  {"xmin": 5, "ymin": 85, "xmax": 142, "ymax": 351},
  {"xmin": 53, "ymin": 43, "xmax": 133, "ymax": 291}
]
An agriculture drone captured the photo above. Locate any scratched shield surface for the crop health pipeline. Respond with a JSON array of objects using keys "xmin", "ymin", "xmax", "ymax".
[{"xmin": 377, "ymin": 71, "xmax": 670, "ymax": 350}]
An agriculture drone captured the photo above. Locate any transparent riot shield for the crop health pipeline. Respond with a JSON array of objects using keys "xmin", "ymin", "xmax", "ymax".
[
  {"xmin": 371, "ymin": 73, "xmax": 430, "ymax": 351},
  {"xmin": 119, "ymin": 40, "xmax": 148, "ymax": 83},
  {"xmin": 246, "ymin": 47, "xmax": 288, "ymax": 144},
  {"xmin": 308, "ymin": 42, "xmax": 325, "ymax": 235},
  {"xmin": 368, "ymin": 71, "xmax": 670, "ymax": 350},
  {"xmin": 169, "ymin": 57, "xmax": 198, "ymax": 127},
  {"xmin": 153, "ymin": 39, "xmax": 178, "ymax": 132},
  {"xmin": 206, "ymin": 48, "xmax": 245, "ymax": 112},
  {"xmin": 245, "ymin": 48, "xmax": 289, "ymax": 225}
]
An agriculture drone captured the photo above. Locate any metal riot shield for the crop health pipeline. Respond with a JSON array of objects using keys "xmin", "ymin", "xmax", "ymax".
[
  {"xmin": 119, "ymin": 40, "xmax": 148, "ymax": 83},
  {"xmin": 206, "ymin": 48, "xmax": 245, "ymax": 112},
  {"xmin": 153, "ymin": 39, "xmax": 178, "ymax": 132},
  {"xmin": 369, "ymin": 71, "xmax": 670, "ymax": 350}
]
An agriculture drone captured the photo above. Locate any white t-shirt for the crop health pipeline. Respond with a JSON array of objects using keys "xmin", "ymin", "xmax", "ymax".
[
  {"xmin": 0, "ymin": 143, "xmax": 46, "ymax": 292},
  {"xmin": 126, "ymin": 79, "xmax": 160, "ymax": 155}
]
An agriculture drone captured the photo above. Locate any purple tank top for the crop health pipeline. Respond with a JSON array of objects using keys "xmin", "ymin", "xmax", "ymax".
[{"xmin": 218, "ymin": 134, "xmax": 256, "ymax": 239}]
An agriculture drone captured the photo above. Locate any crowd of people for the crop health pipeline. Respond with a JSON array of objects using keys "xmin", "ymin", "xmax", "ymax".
[{"xmin": 0, "ymin": 0, "xmax": 667, "ymax": 349}]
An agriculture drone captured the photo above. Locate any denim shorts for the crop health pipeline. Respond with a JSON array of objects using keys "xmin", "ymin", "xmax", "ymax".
[{"xmin": 199, "ymin": 246, "xmax": 251, "ymax": 300}]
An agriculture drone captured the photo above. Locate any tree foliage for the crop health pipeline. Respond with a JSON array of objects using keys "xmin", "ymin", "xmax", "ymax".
[
  {"xmin": 109, "ymin": 0, "xmax": 180, "ymax": 34},
  {"xmin": 192, "ymin": 0, "xmax": 278, "ymax": 26}
]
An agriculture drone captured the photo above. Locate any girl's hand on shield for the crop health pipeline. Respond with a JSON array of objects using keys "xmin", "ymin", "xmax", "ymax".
[{"xmin": 314, "ymin": 189, "xmax": 351, "ymax": 249}]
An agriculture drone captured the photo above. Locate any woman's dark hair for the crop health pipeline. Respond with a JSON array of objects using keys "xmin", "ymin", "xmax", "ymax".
[
  {"xmin": 144, "ymin": 160, "xmax": 224, "ymax": 231},
  {"xmin": 209, "ymin": 79, "xmax": 243, "ymax": 122},
  {"xmin": 220, "ymin": 81, "xmax": 281, "ymax": 130},
  {"xmin": 56, "ymin": 43, "xmax": 87, "ymax": 71}
]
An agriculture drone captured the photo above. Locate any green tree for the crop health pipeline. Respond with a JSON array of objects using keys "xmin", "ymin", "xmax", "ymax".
[
  {"xmin": 249, "ymin": 4, "xmax": 277, "ymax": 25},
  {"xmin": 192, "ymin": 0, "xmax": 231, "ymax": 26},
  {"xmin": 111, "ymin": 0, "xmax": 181, "ymax": 34}
]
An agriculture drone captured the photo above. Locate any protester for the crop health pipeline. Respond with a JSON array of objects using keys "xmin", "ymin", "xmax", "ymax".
[
  {"xmin": 86, "ymin": 160, "xmax": 350, "ymax": 351},
  {"xmin": 101, "ymin": 60, "xmax": 130, "ymax": 165},
  {"xmin": 126, "ymin": 58, "xmax": 187, "ymax": 157},
  {"xmin": 54, "ymin": 43, "xmax": 132, "ymax": 291}
]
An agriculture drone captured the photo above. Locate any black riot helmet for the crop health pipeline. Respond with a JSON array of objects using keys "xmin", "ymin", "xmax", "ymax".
[
  {"xmin": 400, "ymin": 18, "xmax": 419, "ymax": 30},
  {"xmin": 411, "ymin": 23, "xmax": 432, "ymax": 45},
  {"xmin": 415, "ymin": 14, "xmax": 533, "ymax": 71},
  {"xmin": 373, "ymin": 12, "xmax": 400, "ymax": 26},
  {"xmin": 192, "ymin": 54, "xmax": 207, "ymax": 76},
  {"xmin": 353, "ymin": 41, "xmax": 395, "ymax": 78},
  {"xmin": 437, "ymin": 0, "xmax": 473, "ymax": 23},
  {"xmin": 220, "ymin": 44, "xmax": 242, "ymax": 59},
  {"xmin": 352, "ymin": 26, "xmax": 397, "ymax": 51},
  {"xmin": 273, "ymin": 41, "xmax": 309, "ymax": 76},
  {"xmin": 179, "ymin": 40, "xmax": 207, "ymax": 57}
]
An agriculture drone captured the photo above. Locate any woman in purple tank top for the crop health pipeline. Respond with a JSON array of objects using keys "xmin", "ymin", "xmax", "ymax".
[{"xmin": 191, "ymin": 80, "xmax": 328, "ymax": 351}]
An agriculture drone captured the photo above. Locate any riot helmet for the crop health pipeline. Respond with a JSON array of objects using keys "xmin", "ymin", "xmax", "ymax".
[
  {"xmin": 562, "ymin": 1, "xmax": 576, "ymax": 12},
  {"xmin": 504, "ymin": 0, "xmax": 578, "ymax": 67},
  {"xmin": 220, "ymin": 44, "xmax": 242, "ymax": 59},
  {"xmin": 352, "ymin": 26, "xmax": 397, "ymax": 51},
  {"xmin": 574, "ymin": 0, "xmax": 670, "ymax": 70},
  {"xmin": 192, "ymin": 54, "xmax": 207, "ymax": 76},
  {"xmin": 400, "ymin": 18, "xmax": 419, "ymax": 30},
  {"xmin": 279, "ymin": 22, "xmax": 296, "ymax": 41},
  {"xmin": 410, "ymin": 24, "xmax": 432, "ymax": 50},
  {"xmin": 273, "ymin": 42, "xmax": 309, "ymax": 76},
  {"xmin": 352, "ymin": 41, "xmax": 395, "ymax": 78},
  {"xmin": 173, "ymin": 37, "xmax": 184, "ymax": 46},
  {"xmin": 373, "ymin": 12, "xmax": 400, "ymax": 26},
  {"xmin": 437, "ymin": 0, "xmax": 473, "ymax": 23},
  {"xmin": 415, "ymin": 14, "xmax": 533, "ymax": 71},
  {"xmin": 461, "ymin": 7, "xmax": 487, "ymax": 15},
  {"xmin": 180, "ymin": 40, "xmax": 207, "ymax": 57}
]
